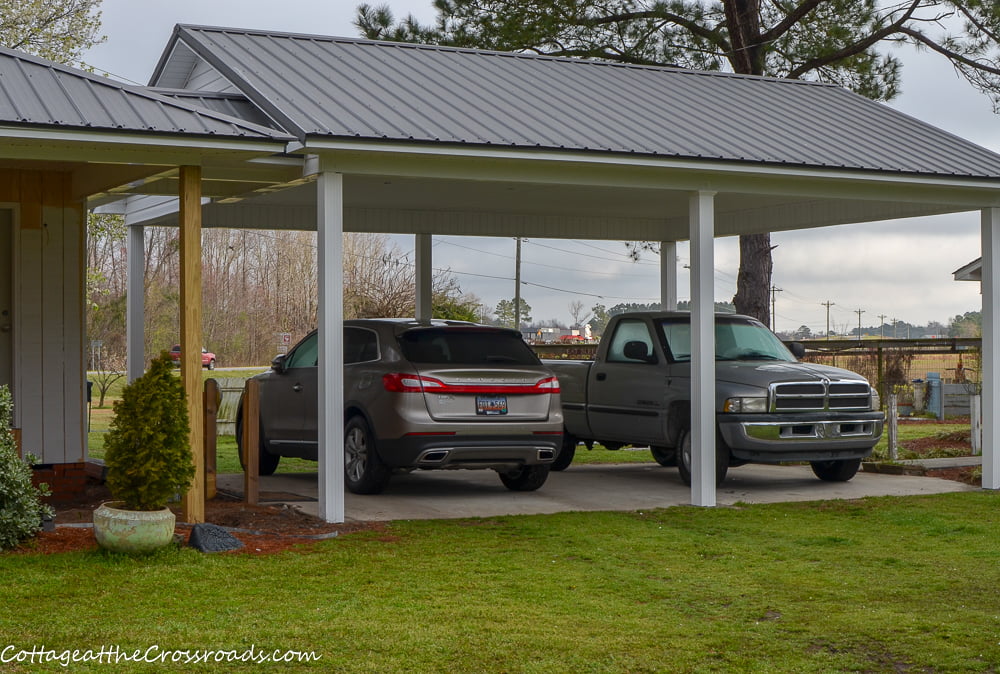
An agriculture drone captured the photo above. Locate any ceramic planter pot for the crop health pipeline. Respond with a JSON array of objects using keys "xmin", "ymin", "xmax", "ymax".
[{"xmin": 93, "ymin": 502, "xmax": 176, "ymax": 554}]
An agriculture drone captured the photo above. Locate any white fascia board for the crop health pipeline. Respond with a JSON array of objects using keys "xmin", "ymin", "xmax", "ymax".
[
  {"xmin": 1, "ymin": 126, "xmax": 286, "ymax": 155},
  {"xmin": 98, "ymin": 194, "xmax": 210, "ymax": 226},
  {"xmin": 295, "ymin": 139, "xmax": 1000, "ymax": 208}
]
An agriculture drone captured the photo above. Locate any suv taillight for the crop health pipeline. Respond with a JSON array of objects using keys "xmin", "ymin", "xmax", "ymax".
[{"xmin": 382, "ymin": 373, "xmax": 560, "ymax": 394}]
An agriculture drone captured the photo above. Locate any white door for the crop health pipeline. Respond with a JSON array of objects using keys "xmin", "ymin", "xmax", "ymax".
[{"xmin": 0, "ymin": 210, "xmax": 11, "ymax": 389}]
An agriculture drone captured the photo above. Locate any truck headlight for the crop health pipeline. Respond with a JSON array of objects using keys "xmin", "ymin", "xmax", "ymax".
[
  {"xmin": 723, "ymin": 397, "xmax": 768, "ymax": 413},
  {"xmin": 871, "ymin": 388, "xmax": 881, "ymax": 411}
]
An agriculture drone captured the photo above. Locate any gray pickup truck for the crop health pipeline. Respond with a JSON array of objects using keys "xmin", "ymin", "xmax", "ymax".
[{"xmin": 545, "ymin": 311, "xmax": 884, "ymax": 485}]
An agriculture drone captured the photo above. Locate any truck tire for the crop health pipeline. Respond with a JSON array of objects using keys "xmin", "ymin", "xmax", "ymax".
[
  {"xmin": 498, "ymin": 465, "xmax": 550, "ymax": 491},
  {"xmin": 551, "ymin": 435, "xmax": 576, "ymax": 471},
  {"xmin": 810, "ymin": 458, "xmax": 861, "ymax": 482},
  {"xmin": 677, "ymin": 429, "xmax": 729, "ymax": 486},
  {"xmin": 650, "ymin": 446, "xmax": 675, "ymax": 467},
  {"xmin": 344, "ymin": 416, "xmax": 391, "ymax": 494}
]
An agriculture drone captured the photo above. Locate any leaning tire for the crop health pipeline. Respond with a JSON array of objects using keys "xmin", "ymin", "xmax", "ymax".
[
  {"xmin": 810, "ymin": 458, "xmax": 861, "ymax": 482},
  {"xmin": 677, "ymin": 429, "xmax": 729, "ymax": 486},
  {"xmin": 498, "ymin": 465, "xmax": 550, "ymax": 491},
  {"xmin": 235, "ymin": 408, "xmax": 280, "ymax": 476},
  {"xmin": 650, "ymin": 446, "xmax": 675, "ymax": 467},
  {"xmin": 551, "ymin": 435, "xmax": 576, "ymax": 471},
  {"xmin": 344, "ymin": 416, "xmax": 390, "ymax": 495}
]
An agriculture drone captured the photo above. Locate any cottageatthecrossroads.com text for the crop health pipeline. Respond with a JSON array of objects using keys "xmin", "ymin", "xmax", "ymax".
[{"xmin": 2, "ymin": 644, "xmax": 321, "ymax": 666}]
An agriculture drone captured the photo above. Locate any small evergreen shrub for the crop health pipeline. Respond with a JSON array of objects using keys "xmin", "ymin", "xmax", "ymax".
[
  {"xmin": 104, "ymin": 353, "xmax": 195, "ymax": 511},
  {"xmin": 0, "ymin": 385, "xmax": 54, "ymax": 551}
]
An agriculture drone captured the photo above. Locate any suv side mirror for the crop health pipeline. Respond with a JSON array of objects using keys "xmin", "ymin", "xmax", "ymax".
[
  {"xmin": 623, "ymin": 340, "xmax": 656, "ymax": 363},
  {"xmin": 789, "ymin": 342, "xmax": 806, "ymax": 359},
  {"xmin": 271, "ymin": 354, "xmax": 287, "ymax": 373}
]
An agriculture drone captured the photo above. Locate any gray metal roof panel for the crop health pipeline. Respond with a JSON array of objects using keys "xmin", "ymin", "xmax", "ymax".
[
  {"xmin": 0, "ymin": 46, "xmax": 290, "ymax": 140},
  {"xmin": 163, "ymin": 25, "xmax": 1000, "ymax": 179}
]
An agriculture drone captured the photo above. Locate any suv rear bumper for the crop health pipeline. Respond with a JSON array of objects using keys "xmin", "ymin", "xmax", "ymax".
[
  {"xmin": 378, "ymin": 434, "xmax": 561, "ymax": 469},
  {"xmin": 719, "ymin": 411, "xmax": 884, "ymax": 463}
]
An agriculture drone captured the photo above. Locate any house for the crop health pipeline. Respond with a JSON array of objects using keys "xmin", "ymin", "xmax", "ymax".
[{"xmin": 5, "ymin": 26, "xmax": 1000, "ymax": 522}]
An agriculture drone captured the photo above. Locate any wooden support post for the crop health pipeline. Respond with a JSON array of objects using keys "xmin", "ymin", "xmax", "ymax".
[
  {"xmin": 886, "ymin": 393, "xmax": 898, "ymax": 461},
  {"xmin": 241, "ymin": 378, "xmax": 259, "ymax": 506},
  {"xmin": 179, "ymin": 165, "xmax": 205, "ymax": 523},
  {"xmin": 203, "ymin": 379, "xmax": 220, "ymax": 500}
]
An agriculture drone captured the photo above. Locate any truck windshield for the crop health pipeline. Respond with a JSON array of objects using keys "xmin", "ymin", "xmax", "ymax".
[{"xmin": 659, "ymin": 317, "xmax": 795, "ymax": 363}]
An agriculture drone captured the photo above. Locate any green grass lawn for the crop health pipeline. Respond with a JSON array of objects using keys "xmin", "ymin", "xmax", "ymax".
[{"xmin": 4, "ymin": 491, "xmax": 1000, "ymax": 671}]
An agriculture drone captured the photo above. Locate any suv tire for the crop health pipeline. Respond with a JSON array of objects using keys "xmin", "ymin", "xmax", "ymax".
[{"xmin": 344, "ymin": 416, "xmax": 390, "ymax": 495}]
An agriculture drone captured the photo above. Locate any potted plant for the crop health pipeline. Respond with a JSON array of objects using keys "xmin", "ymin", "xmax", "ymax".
[{"xmin": 93, "ymin": 353, "xmax": 195, "ymax": 553}]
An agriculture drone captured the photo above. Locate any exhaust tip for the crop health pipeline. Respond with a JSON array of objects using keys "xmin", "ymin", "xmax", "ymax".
[
  {"xmin": 419, "ymin": 450, "xmax": 450, "ymax": 463},
  {"xmin": 538, "ymin": 449, "xmax": 555, "ymax": 461}
]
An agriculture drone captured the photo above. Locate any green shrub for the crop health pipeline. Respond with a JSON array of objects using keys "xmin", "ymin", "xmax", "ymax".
[
  {"xmin": 104, "ymin": 353, "xmax": 195, "ymax": 511},
  {"xmin": 0, "ymin": 385, "xmax": 54, "ymax": 551}
]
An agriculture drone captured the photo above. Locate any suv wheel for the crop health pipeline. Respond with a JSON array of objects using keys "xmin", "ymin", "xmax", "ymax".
[
  {"xmin": 207, "ymin": 359, "xmax": 216, "ymax": 370},
  {"xmin": 677, "ymin": 429, "xmax": 729, "ymax": 486},
  {"xmin": 551, "ymin": 434, "xmax": 576, "ymax": 471},
  {"xmin": 344, "ymin": 416, "xmax": 390, "ymax": 494},
  {"xmin": 497, "ymin": 465, "xmax": 550, "ymax": 491}
]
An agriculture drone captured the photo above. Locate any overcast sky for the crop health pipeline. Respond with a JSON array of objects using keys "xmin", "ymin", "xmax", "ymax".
[{"xmin": 81, "ymin": 0, "xmax": 997, "ymax": 333}]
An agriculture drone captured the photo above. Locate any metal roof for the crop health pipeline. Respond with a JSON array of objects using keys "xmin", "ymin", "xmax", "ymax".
[
  {"xmin": 151, "ymin": 25, "xmax": 1000, "ymax": 179},
  {"xmin": 0, "ymin": 46, "xmax": 288, "ymax": 140}
]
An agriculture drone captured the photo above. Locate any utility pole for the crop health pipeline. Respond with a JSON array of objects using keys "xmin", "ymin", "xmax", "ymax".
[
  {"xmin": 878, "ymin": 313, "xmax": 887, "ymax": 339},
  {"xmin": 770, "ymin": 286, "xmax": 783, "ymax": 333},
  {"xmin": 513, "ymin": 237, "xmax": 522, "ymax": 330},
  {"xmin": 892, "ymin": 317, "xmax": 897, "ymax": 339},
  {"xmin": 855, "ymin": 309, "xmax": 865, "ymax": 340},
  {"xmin": 822, "ymin": 301, "xmax": 835, "ymax": 339}
]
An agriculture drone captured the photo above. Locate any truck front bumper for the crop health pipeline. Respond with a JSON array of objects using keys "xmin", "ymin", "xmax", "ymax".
[{"xmin": 718, "ymin": 411, "xmax": 884, "ymax": 463}]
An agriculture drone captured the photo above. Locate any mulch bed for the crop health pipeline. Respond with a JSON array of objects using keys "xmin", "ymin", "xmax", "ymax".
[{"xmin": 8, "ymin": 481, "xmax": 379, "ymax": 556}]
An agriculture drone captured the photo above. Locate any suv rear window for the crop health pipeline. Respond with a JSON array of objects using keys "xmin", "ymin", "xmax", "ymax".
[{"xmin": 398, "ymin": 328, "xmax": 540, "ymax": 365}]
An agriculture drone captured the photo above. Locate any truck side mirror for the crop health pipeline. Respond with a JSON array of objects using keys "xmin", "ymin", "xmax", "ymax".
[
  {"xmin": 789, "ymin": 342, "xmax": 806, "ymax": 359},
  {"xmin": 271, "ymin": 354, "xmax": 287, "ymax": 373},
  {"xmin": 623, "ymin": 340, "xmax": 656, "ymax": 363}
]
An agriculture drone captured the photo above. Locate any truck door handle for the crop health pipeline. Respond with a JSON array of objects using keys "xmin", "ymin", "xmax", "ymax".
[
  {"xmin": 293, "ymin": 383, "xmax": 303, "ymax": 392},
  {"xmin": 596, "ymin": 372, "xmax": 607, "ymax": 381}
]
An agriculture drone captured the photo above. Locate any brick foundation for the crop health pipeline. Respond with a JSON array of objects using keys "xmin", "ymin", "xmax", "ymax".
[{"xmin": 32, "ymin": 462, "xmax": 88, "ymax": 502}]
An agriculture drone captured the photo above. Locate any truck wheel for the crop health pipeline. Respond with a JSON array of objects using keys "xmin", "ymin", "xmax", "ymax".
[
  {"xmin": 498, "ymin": 465, "xmax": 550, "ymax": 491},
  {"xmin": 650, "ymin": 446, "xmax": 675, "ymax": 467},
  {"xmin": 344, "ymin": 416, "xmax": 391, "ymax": 494},
  {"xmin": 235, "ymin": 409, "xmax": 280, "ymax": 476},
  {"xmin": 551, "ymin": 435, "xmax": 576, "ymax": 471},
  {"xmin": 810, "ymin": 458, "xmax": 861, "ymax": 482},
  {"xmin": 677, "ymin": 429, "xmax": 729, "ymax": 486}
]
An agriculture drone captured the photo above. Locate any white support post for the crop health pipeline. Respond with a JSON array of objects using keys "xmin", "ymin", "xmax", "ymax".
[
  {"xmin": 661, "ymin": 241, "xmax": 678, "ymax": 311},
  {"xmin": 689, "ymin": 192, "xmax": 716, "ymax": 507},
  {"xmin": 125, "ymin": 224, "xmax": 145, "ymax": 382},
  {"xmin": 981, "ymin": 207, "xmax": 1000, "ymax": 489},
  {"xmin": 415, "ymin": 233, "xmax": 432, "ymax": 321},
  {"xmin": 317, "ymin": 169, "xmax": 346, "ymax": 522}
]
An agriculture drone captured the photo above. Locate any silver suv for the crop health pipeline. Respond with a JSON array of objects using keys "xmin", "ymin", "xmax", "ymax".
[{"xmin": 237, "ymin": 319, "xmax": 563, "ymax": 494}]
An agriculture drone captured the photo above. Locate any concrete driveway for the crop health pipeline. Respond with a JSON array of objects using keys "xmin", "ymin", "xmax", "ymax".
[{"xmin": 215, "ymin": 463, "xmax": 977, "ymax": 522}]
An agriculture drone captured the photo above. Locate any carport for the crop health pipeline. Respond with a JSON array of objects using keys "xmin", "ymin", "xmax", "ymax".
[{"xmin": 6, "ymin": 27, "xmax": 1000, "ymax": 523}]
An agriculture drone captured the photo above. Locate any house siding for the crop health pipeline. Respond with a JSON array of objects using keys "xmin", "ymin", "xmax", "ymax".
[{"xmin": 0, "ymin": 169, "xmax": 85, "ymax": 468}]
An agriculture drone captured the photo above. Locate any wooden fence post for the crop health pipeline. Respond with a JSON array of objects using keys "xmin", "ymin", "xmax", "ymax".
[
  {"xmin": 886, "ymin": 393, "xmax": 898, "ymax": 461},
  {"xmin": 241, "ymin": 378, "xmax": 259, "ymax": 506},
  {"xmin": 203, "ymin": 379, "xmax": 220, "ymax": 500}
]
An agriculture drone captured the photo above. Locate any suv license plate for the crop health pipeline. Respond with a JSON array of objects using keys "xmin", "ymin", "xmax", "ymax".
[{"xmin": 476, "ymin": 395, "xmax": 508, "ymax": 416}]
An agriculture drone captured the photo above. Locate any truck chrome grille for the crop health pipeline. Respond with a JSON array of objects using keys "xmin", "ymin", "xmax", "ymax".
[{"xmin": 771, "ymin": 381, "xmax": 872, "ymax": 412}]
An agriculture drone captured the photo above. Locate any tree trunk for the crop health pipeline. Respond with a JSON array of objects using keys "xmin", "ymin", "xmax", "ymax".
[{"xmin": 732, "ymin": 232, "xmax": 772, "ymax": 327}]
